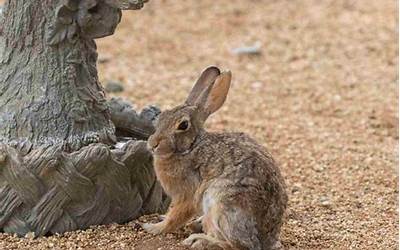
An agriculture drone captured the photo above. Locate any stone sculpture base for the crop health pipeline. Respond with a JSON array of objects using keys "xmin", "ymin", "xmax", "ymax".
[{"xmin": 0, "ymin": 100, "xmax": 169, "ymax": 237}]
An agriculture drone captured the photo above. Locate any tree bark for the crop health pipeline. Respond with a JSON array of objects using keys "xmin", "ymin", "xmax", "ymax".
[
  {"xmin": 0, "ymin": 0, "xmax": 117, "ymax": 150},
  {"xmin": 0, "ymin": 0, "xmax": 168, "ymax": 237}
]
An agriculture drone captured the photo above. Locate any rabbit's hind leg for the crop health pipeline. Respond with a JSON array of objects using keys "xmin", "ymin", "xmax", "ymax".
[
  {"xmin": 206, "ymin": 203, "xmax": 264, "ymax": 250},
  {"xmin": 182, "ymin": 233, "xmax": 231, "ymax": 250}
]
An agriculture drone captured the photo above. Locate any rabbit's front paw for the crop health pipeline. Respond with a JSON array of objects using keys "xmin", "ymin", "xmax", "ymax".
[{"xmin": 141, "ymin": 222, "xmax": 165, "ymax": 235}]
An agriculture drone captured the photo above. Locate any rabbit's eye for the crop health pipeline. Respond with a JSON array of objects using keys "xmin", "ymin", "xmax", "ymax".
[{"xmin": 177, "ymin": 120, "xmax": 189, "ymax": 131}]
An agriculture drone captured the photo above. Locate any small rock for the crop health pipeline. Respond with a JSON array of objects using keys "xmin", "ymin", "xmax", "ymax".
[
  {"xmin": 319, "ymin": 196, "xmax": 331, "ymax": 207},
  {"xmin": 25, "ymin": 232, "xmax": 35, "ymax": 239},
  {"xmin": 231, "ymin": 41, "xmax": 262, "ymax": 56},
  {"xmin": 291, "ymin": 186, "xmax": 301, "ymax": 194},
  {"xmin": 313, "ymin": 165, "xmax": 325, "ymax": 172},
  {"xmin": 105, "ymin": 81, "xmax": 124, "ymax": 93}
]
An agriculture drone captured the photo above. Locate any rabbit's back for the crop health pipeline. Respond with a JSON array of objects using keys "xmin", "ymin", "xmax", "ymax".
[{"xmin": 194, "ymin": 132, "xmax": 287, "ymax": 249}]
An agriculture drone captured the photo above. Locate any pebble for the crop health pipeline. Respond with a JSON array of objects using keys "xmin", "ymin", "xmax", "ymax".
[
  {"xmin": 231, "ymin": 41, "xmax": 262, "ymax": 56},
  {"xmin": 319, "ymin": 196, "xmax": 332, "ymax": 207}
]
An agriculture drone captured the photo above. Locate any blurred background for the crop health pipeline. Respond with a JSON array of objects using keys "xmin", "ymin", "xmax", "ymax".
[{"xmin": 97, "ymin": 0, "xmax": 398, "ymax": 248}]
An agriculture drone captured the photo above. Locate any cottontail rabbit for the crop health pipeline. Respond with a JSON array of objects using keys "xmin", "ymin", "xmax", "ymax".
[{"xmin": 142, "ymin": 66, "xmax": 287, "ymax": 250}]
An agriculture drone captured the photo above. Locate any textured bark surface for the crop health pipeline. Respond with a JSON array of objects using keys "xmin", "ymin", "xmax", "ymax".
[
  {"xmin": 0, "ymin": 0, "xmax": 117, "ymax": 150},
  {"xmin": 0, "ymin": 141, "xmax": 169, "ymax": 237},
  {"xmin": 108, "ymin": 97, "xmax": 160, "ymax": 140},
  {"xmin": 0, "ymin": 0, "xmax": 168, "ymax": 237}
]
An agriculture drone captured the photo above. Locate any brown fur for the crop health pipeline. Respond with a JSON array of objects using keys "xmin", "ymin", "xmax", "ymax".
[{"xmin": 142, "ymin": 66, "xmax": 287, "ymax": 250}]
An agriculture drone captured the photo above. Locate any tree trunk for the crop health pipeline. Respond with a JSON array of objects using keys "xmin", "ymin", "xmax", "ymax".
[{"xmin": 0, "ymin": 0, "xmax": 168, "ymax": 237}]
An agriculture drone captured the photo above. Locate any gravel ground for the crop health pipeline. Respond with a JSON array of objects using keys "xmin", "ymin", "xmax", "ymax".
[{"xmin": 1, "ymin": 0, "xmax": 398, "ymax": 249}]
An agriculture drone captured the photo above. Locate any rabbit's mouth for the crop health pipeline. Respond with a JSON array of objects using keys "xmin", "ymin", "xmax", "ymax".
[
  {"xmin": 151, "ymin": 148, "xmax": 177, "ymax": 160},
  {"xmin": 148, "ymin": 133, "xmax": 199, "ymax": 158},
  {"xmin": 150, "ymin": 139, "xmax": 193, "ymax": 158}
]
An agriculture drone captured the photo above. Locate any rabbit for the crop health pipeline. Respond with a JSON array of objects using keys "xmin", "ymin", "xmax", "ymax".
[{"xmin": 142, "ymin": 66, "xmax": 288, "ymax": 250}]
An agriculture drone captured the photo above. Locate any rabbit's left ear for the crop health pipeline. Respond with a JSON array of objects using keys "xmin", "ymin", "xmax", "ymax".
[
  {"xmin": 199, "ymin": 70, "xmax": 232, "ymax": 118},
  {"xmin": 186, "ymin": 66, "xmax": 221, "ymax": 106}
]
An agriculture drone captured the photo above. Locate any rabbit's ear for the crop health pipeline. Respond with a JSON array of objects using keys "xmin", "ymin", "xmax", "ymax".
[
  {"xmin": 186, "ymin": 66, "xmax": 221, "ymax": 105},
  {"xmin": 200, "ymin": 70, "xmax": 232, "ymax": 118}
]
